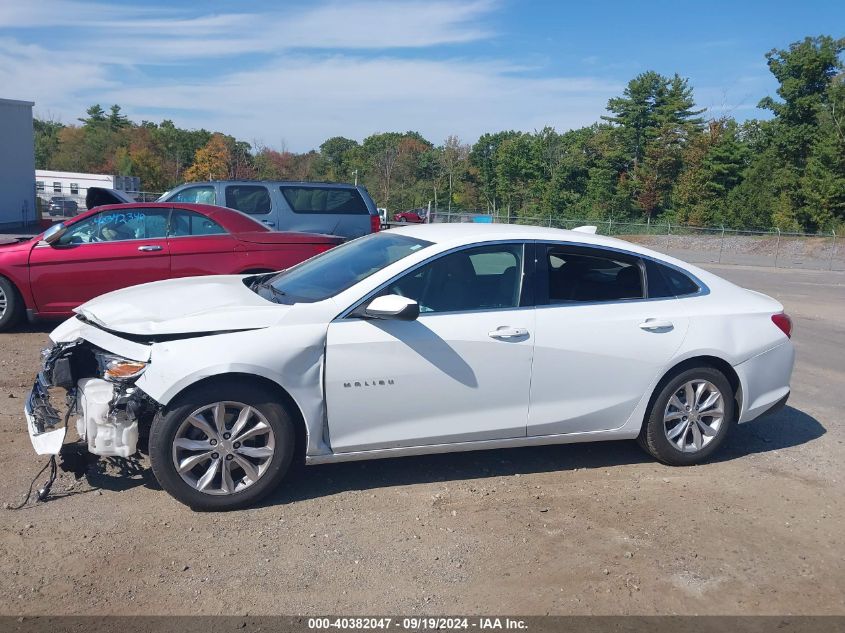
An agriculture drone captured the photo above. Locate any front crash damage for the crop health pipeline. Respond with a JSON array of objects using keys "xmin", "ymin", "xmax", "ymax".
[{"xmin": 25, "ymin": 339, "xmax": 159, "ymax": 458}]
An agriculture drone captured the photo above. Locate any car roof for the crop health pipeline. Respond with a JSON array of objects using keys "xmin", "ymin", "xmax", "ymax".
[
  {"xmin": 389, "ymin": 222, "xmax": 626, "ymax": 248},
  {"xmin": 388, "ymin": 222, "xmax": 717, "ymax": 281}
]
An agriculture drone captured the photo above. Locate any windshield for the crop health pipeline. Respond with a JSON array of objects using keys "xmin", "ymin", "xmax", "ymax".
[{"xmin": 257, "ymin": 232, "xmax": 432, "ymax": 303}]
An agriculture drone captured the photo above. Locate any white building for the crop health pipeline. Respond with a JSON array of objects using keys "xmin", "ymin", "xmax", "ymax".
[
  {"xmin": 0, "ymin": 98, "xmax": 36, "ymax": 230},
  {"xmin": 35, "ymin": 170, "xmax": 141, "ymax": 210}
]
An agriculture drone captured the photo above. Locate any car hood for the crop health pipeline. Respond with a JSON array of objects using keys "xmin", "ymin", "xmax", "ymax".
[
  {"xmin": 74, "ymin": 275, "xmax": 290, "ymax": 337},
  {"xmin": 0, "ymin": 236, "xmax": 36, "ymax": 252}
]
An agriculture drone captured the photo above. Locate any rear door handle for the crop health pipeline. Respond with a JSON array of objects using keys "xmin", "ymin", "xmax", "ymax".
[
  {"xmin": 261, "ymin": 220, "xmax": 276, "ymax": 227},
  {"xmin": 639, "ymin": 319, "xmax": 673, "ymax": 331},
  {"xmin": 488, "ymin": 326, "xmax": 529, "ymax": 339},
  {"xmin": 138, "ymin": 245, "xmax": 163, "ymax": 252}
]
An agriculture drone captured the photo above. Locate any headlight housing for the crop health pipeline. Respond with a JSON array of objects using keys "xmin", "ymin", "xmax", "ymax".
[{"xmin": 97, "ymin": 354, "xmax": 148, "ymax": 382}]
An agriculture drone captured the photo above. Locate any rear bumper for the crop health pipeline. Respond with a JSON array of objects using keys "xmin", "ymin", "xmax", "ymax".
[
  {"xmin": 759, "ymin": 391, "xmax": 790, "ymax": 418},
  {"xmin": 735, "ymin": 341, "xmax": 795, "ymax": 423}
]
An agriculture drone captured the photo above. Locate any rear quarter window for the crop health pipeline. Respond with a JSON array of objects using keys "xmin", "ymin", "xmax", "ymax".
[
  {"xmin": 169, "ymin": 210, "xmax": 227, "ymax": 236},
  {"xmin": 281, "ymin": 186, "xmax": 368, "ymax": 215},
  {"xmin": 645, "ymin": 259, "xmax": 701, "ymax": 298}
]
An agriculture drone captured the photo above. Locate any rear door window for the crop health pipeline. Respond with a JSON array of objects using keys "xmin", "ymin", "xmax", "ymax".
[
  {"xmin": 542, "ymin": 246, "xmax": 644, "ymax": 303},
  {"xmin": 225, "ymin": 185, "xmax": 271, "ymax": 215},
  {"xmin": 169, "ymin": 210, "xmax": 227, "ymax": 237},
  {"xmin": 167, "ymin": 185, "xmax": 216, "ymax": 205},
  {"xmin": 280, "ymin": 186, "xmax": 368, "ymax": 215}
]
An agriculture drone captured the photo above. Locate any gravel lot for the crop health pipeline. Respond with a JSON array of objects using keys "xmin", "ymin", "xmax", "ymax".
[{"xmin": 0, "ymin": 264, "xmax": 843, "ymax": 616}]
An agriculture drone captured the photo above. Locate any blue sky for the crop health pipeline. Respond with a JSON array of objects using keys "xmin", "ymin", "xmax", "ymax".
[{"xmin": 1, "ymin": 0, "xmax": 842, "ymax": 151}]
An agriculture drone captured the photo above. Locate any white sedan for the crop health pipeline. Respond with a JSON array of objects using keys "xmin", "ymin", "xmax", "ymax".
[{"xmin": 26, "ymin": 224, "xmax": 794, "ymax": 510}]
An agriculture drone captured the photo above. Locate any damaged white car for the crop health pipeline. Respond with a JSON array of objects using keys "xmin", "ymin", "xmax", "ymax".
[{"xmin": 26, "ymin": 224, "xmax": 794, "ymax": 510}]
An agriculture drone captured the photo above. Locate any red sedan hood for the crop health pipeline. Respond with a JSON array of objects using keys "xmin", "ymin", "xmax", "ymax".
[
  {"xmin": 236, "ymin": 231, "xmax": 343, "ymax": 245},
  {"xmin": 0, "ymin": 236, "xmax": 36, "ymax": 251}
]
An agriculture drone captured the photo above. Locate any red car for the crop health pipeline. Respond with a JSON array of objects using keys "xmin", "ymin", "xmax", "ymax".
[
  {"xmin": 0, "ymin": 202, "xmax": 342, "ymax": 331},
  {"xmin": 393, "ymin": 210, "xmax": 427, "ymax": 223}
]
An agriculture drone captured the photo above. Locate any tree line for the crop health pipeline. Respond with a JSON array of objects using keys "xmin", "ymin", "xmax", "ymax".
[{"xmin": 34, "ymin": 35, "xmax": 844, "ymax": 233}]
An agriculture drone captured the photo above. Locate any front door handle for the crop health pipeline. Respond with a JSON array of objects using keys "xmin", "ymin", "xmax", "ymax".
[
  {"xmin": 488, "ymin": 326, "xmax": 529, "ymax": 339},
  {"xmin": 639, "ymin": 319, "xmax": 674, "ymax": 331},
  {"xmin": 262, "ymin": 220, "xmax": 276, "ymax": 227},
  {"xmin": 138, "ymin": 245, "xmax": 163, "ymax": 252}
]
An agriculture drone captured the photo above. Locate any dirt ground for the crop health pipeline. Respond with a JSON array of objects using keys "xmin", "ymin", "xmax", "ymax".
[{"xmin": 0, "ymin": 264, "xmax": 843, "ymax": 616}]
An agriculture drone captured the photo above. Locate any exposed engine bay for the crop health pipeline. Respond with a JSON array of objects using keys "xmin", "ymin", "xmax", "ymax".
[{"xmin": 26, "ymin": 340, "xmax": 159, "ymax": 457}]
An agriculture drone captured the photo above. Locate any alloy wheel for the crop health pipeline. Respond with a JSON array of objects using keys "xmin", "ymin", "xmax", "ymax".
[
  {"xmin": 171, "ymin": 401, "xmax": 276, "ymax": 495},
  {"xmin": 0, "ymin": 286, "xmax": 6, "ymax": 319},
  {"xmin": 663, "ymin": 380, "xmax": 725, "ymax": 453}
]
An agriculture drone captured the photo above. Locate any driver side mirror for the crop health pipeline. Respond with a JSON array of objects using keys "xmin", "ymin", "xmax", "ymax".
[
  {"xmin": 363, "ymin": 294, "xmax": 419, "ymax": 321},
  {"xmin": 41, "ymin": 222, "xmax": 67, "ymax": 245}
]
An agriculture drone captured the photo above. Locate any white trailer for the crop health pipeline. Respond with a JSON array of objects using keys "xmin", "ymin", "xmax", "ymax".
[{"xmin": 35, "ymin": 170, "xmax": 141, "ymax": 212}]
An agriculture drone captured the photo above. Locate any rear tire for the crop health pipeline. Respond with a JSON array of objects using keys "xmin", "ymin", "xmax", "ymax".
[
  {"xmin": 149, "ymin": 381, "xmax": 295, "ymax": 511},
  {"xmin": 638, "ymin": 366, "xmax": 735, "ymax": 466},
  {"xmin": 0, "ymin": 277, "xmax": 24, "ymax": 332}
]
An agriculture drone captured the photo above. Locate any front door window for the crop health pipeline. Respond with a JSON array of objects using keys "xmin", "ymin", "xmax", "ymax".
[
  {"xmin": 58, "ymin": 209, "xmax": 170, "ymax": 245},
  {"xmin": 383, "ymin": 243, "xmax": 525, "ymax": 313}
]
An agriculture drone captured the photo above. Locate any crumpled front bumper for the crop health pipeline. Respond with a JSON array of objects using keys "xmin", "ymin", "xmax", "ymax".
[
  {"xmin": 24, "ymin": 373, "xmax": 67, "ymax": 455},
  {"xmin": 25, "ymin": 340, "xmax": 156, "ymax": 458}
]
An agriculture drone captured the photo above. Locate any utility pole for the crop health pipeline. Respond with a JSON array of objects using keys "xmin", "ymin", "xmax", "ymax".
[{"xmin": 351, "ymin": 170, "xmax": 358, "ymax": 186}]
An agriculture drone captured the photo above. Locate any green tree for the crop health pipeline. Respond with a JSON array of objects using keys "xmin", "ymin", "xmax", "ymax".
[
  {"xmin": 495, "ymin": 133, "xmax": 541, "ymax": 221},
  {"xmin": 107, "ymin": 104, "xmax": 130, "ymax": 130},
  {"xmin": 468, "ymin": 131, "xmax": 519, "ymax": 214},
  {"xmin": 754, "ymin": 35, "xmax": 845, "ymax": 230},
  {"xmin": 801, "ymin": 72, "xmax": 845, "ymax": 229},
  {"xmin": 33, "ymin": 118, "xmax": 64, "ymax": 169},
  {"xmin": 318, "ymin": 136, "xmax": 359, "ymax": 181},
  {"xmin": 672, "ymin": 119, "xmax": 749, "ymax": 225}
]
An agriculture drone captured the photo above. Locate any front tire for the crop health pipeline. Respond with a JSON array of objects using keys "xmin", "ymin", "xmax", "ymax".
[
  {"xmin": 149, "ymin": 381, "xmax": 295, "ymax": 510},
  {"xmin": 638, "ymin": 366, "xmax": 735, "ymax": 466},
  {"xmin": 0, "ymin": 277, "xmax": 23, "ymax": 332}
]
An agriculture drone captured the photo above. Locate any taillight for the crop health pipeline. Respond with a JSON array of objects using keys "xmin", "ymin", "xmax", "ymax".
[
  {"xmin": 771, "ymin": 312, "xmax": 792, "ymax": 338},
  {"xmin": 370, "ymin": 215, "xmax": 381, "ymax": 233}
]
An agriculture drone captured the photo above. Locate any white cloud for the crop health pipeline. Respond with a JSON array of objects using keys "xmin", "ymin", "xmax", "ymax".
[
  {"xmin": 104, "ymin": 55, "xmax": 622, "ymax": 150},
  {"xmin": 2, "ymin": 0, "xmax": 496, "ymax": 60},
  {"xmin": 0, "ymin": 38, "xmax": 114, "ymax": 121},
  {"xmin": 0, "ymin": 2, "xmax": 172, "ymax": 28},
  {"xmin": 0, "ymin": 0, "xmax": 624, "ymax": 149}
]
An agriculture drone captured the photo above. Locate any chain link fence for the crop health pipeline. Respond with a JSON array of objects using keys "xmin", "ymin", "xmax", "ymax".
[{"xmin": 431, "ymin": 211, "xmax": 843, "ymax": 272}]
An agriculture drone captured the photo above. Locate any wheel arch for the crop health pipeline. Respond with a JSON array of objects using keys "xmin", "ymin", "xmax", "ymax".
[
  {"xmin": 645, "ymin": 355, "xmax": 742, "ymax": 428},
  {"xmin": 161, "ymin": 372, "xmax": 309, "ymax": 465}
]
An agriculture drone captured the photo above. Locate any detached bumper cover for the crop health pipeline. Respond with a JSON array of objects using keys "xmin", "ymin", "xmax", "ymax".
[
  {"xmin": 24, "ymin": 374, "xmax": 66, "ymax": 455},
  {"xmin": 735, "ymin": 341, "xmax": 795, "ymax": 423}
]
